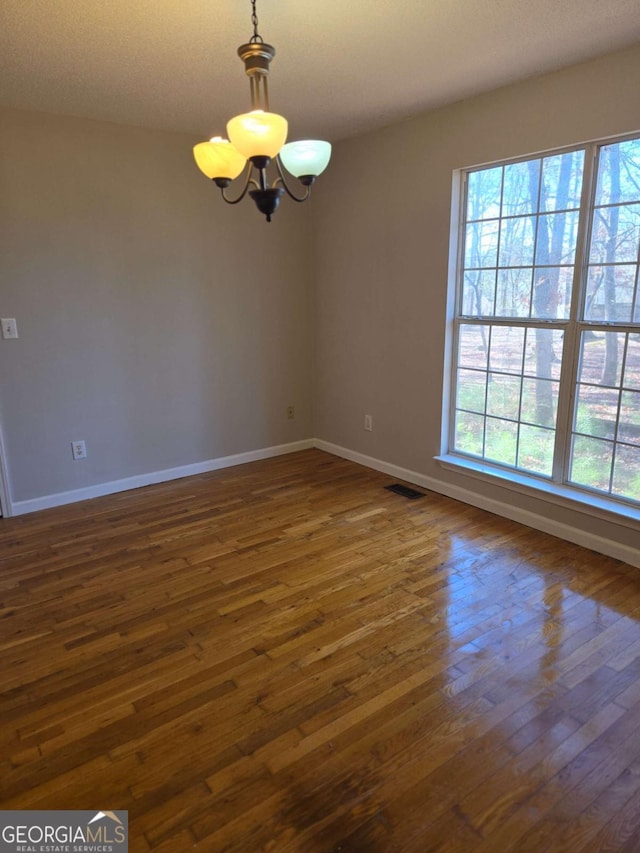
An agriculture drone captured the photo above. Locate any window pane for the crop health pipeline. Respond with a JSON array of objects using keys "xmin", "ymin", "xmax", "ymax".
[
  {"xmin": 462, "ymin": 270, "xmax": 496, "ymax": 315},
  {"xmin": 455, "ymin": 410, "xmax": 485, "ymax": 456},
  {"xmin": 541, "ymin": 151, "xmax": 585, "ymax": 212},
  {"xmin": 585, "ymin": 264, "xmax": 636, "ymax": 323},
  {"xmin": 570, "ymin": 330, "xmax": 638, "ymax": 502},
  {"xmin": 487, "ymin": 374, "xmax": 521, "ymax": 420},
  {"xmin": 465, "ymin": 220, "xmax": 499, "ymax": 268},
  {"xmin": 574, "ymin": 385, "xmax": 620, "ymax": 440},
  {"xmin": 495, "ymin": 268, "xmax": 533, "ymax": 317},
  {"xmin": 535, "ymin": 211, "xmax": 580, "ymax": 266},
  {"xmin": 467, "ymin": 166, "xmax": 503, "ymax": 222},
  {"xmin": 595, "ymin": 139, "xmax": 640, "ymax": 207},
  {"xmin": 489, "ymin": 326, "xmax": 525, "ymax": 374},
  {"xmin": 570, "ymin": 435, "xmax": 613, "ymax": 492},
  {"xmin": 612, "ymin": 444, "xmax": 640, "ymax": 502},
  {"xmin": 503, "ymin": 160, "xmax": 539, "ymax": 216},
  {"xmin": 619, "ymin": 391, "xmax": 640, "ymax": 445},
  {"xmin": 578, "ymin": 331, "xmax": 624, "ymax": 388},
  {"xmin": 485, "ymin": 417, "xmax": 518, "ymax": 465},
  {"xmin": 523, "ymin": 328, "xmax": 564, "ymax": 380},
  {"xmin": 499, "ymin": 216, "xmax": 535, "ymax": 267},
  {"xmin": 517, "ymin": 424, "xmax": 555, "ymax": 476},
  {"xmin": 531, "ymin": 267, "xmax": 573, "ymax": 319},
  {"xmin": 456, "ymin": 369, "xmax": 487, "ymax": 413},
  {"xmin": 521, "ymin": 378, "xmax": 558, "ymax": 428},
  {"xmin": 589, "ymin": 203, "xmax": 640, "ymax": 265},
  {"xmin": 458, "ymin": 324, "xmax": 490, "ymax": 369}
]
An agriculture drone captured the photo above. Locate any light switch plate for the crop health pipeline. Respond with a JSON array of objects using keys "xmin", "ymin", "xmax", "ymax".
[{"xmin": 1, "ymin": 318, "xmax": 18, "ymax": 339}]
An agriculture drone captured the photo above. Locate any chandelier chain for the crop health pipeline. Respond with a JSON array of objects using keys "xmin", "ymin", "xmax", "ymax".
[{"xmin": 249, "ymin": 0, "xmax": 263, "ymax": 44}]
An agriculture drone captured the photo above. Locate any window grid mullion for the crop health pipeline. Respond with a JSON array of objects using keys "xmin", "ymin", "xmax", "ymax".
[
  {"xmin": 631, "ymin": 218, "xmax": 640, "ymax": 323},
  {"xmin": 529, "ymin": 159, "xmax": 545, "ymax": 321},
  {"xmin": 466, "ymin": 204, "xmax": 582, "ymax": 225},
  {"xmin": 552, "ymin": 143, "xmax": 597, "ymax": 484},
  {"xmin": 514, "ymin": 329, "xmax": 528, "ymax": 467},
  {"xmin": 492, "ymin": 167, "xmax": 506, "ymax": 316},
  {"xmin": 482, "ymin": 326, "xmax": 492, "ymax": 457},
  {"xmin": 610, "ymin": 333, "xmax": 630, "ymax": 495}
]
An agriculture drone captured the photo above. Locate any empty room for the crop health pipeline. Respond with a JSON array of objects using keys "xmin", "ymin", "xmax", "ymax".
[{"xmin": 1, "ymin": 1, "xmax": 640, "ymax": 850}]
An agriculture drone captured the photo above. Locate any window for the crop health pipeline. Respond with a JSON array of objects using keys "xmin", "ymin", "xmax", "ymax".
[{"xmin": 449, "ymin": 133, "xmax": 640, "ymax": 510}]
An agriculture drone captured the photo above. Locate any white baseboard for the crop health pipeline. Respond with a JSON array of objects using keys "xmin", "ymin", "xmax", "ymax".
[
  {"xmin": 10, "ymin": 439, "xmax": 314, "ymax": 516},
  {"xmin": 314, "ymin": 439, "xmax": 640, "ymax": 569},
  {"xmin": 8, "ymin": 436, "xmax": 639, "ymax": 570}
]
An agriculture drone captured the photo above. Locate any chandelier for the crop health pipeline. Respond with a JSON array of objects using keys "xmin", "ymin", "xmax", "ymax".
[{"xmin": 193, "ymin": 0, "xmax": 332, "ymax": 222}]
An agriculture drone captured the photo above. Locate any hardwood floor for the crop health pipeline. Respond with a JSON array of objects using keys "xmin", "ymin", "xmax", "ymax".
[{"xmin": 1, "ymin": 448, "xmax": 640, "ymax": 851}]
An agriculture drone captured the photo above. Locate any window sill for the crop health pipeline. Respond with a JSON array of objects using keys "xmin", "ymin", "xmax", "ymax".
[{"xmin": 434, "ymin": 454, "xmax": 640, "ymax": 532}]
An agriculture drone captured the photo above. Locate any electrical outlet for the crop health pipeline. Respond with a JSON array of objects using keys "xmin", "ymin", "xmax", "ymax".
[
  {"xmin": 1, "ymin": 318, "xmax": 18, "ymax": 339},
  {"xmin": 364, "ymin": 414, "xmax": 373, "ymax": 431},
  {"xmin": 287, "ymin": 405, "xmax": 295, "ymax": 419},
  {"xmin": 71, "ymin": 440, "xmax": 87, "ymax": 460}
]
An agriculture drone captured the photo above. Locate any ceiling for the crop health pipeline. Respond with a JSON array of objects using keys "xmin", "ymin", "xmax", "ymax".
[{"xmin": 1, "ymin": 0, "xmax": 640, "ymax": 143}]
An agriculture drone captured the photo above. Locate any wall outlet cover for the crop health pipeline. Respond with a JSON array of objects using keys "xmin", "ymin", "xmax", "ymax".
[
  {"xmin": 71, "ymin": 440, "xmax": 87, "ymax": 460},
  {"xmin": 1, "ymin": 318, "xmax": 18, "ymax": 339}
]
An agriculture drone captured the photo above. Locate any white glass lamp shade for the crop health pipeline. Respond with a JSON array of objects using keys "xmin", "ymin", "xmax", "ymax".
[
  {"xmin": 279, "ymin": 140, "xmax": 331, "ymax": 178},
  {"xmin": 227, "ymin": 110, "xmax": 288, "ymax": 160},
  {"xmin": 193, "ymin": 137, "xmax": 246, "ymax": 180}
]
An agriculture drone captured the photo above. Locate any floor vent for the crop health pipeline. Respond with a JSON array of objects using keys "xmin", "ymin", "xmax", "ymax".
[{"xmin": 385, "ymin": 483, "xmax": 425, "ymax": 500}]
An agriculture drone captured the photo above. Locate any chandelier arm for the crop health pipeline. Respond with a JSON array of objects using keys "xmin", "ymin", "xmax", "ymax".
[
  {"xmin": 274, "ymin": 157, "xmax": 312, "ymax": 203},
  {"xmin": 219, "ymin": 165, "xmax": 260, "ymax": 205}
]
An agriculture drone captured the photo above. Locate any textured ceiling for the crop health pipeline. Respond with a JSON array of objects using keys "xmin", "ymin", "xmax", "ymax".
[{"xmin": 1, "ymin": 0, "xmax": 640, "ymax": 143}]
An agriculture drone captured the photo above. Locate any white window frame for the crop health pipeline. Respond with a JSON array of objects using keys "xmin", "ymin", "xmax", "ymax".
[{"xmin": 438, "ymin": 132, "xmax": 640, "ymax": 528}]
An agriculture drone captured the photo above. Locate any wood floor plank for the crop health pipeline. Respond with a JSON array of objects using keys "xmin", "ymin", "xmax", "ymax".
[{"xmin": 1, "ymin": 448, "xmax": 639, "ymax": 850}]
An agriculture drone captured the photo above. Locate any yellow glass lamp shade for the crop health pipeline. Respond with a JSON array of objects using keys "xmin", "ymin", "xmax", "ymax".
[
  {"xmin": 227, "ymin": 110, "xmax": 288, "ymax": 160},
  {"xmin": 193, "ymin": 137, "xmax": 246, "ymax": 180},
  {"xmin": 279, "ymin": 140, "xmax": 332, "ymax": 178}
]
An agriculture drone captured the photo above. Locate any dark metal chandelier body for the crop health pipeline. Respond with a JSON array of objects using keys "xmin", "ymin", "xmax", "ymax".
[{"xmin": 193, "ymin": 0, "xmax": 331, "ymax": 222}]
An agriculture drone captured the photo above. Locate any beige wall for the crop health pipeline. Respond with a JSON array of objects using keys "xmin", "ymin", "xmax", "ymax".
[
  {"xmin": 0, "ymin": 106, "xmax": 314, "ymax": 503},
  {"xmin": 1, "ymin": 45, "xmax": 639, "ymax": 555},
  {"xmin": 313, "ymin": 44, "xmax": 640, "ymax": 552}
]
